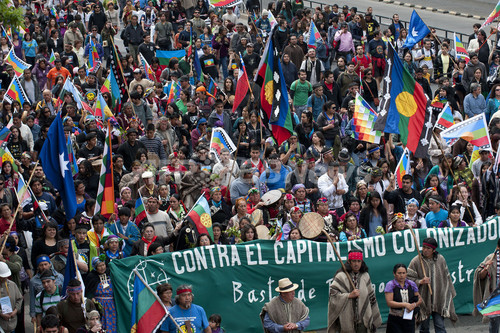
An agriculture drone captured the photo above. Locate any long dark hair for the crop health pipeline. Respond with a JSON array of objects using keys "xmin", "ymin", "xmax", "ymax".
[
  {"xmin": 423, "ymin": 174, "xmax": 446, "ymax": 199},
  {"xmin": 345, "ymin": 250, "xmax": 369, "ymax": 273},
  {"xmin": 422, "ymin": 237, "xmax": 439, "ymax": 260},
  {"xmin": 365, "ymin": 191, "xmax": 386, "ymax": 216},
  {"xmin": 79, "ymin": 159, "xmax": 95, "ymax": 177},
  {"xmin": 41, "ymin": 220, "xmax": 60, "ymax": 242},
  {"xmin": 241, "ymin": 224, "xmax": 258, "ymax": 242}
]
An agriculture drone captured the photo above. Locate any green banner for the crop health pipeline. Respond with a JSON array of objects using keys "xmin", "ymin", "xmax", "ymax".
[{"xmin": 110, "ymin": 219, "xmax": 500, "ymax": 332}]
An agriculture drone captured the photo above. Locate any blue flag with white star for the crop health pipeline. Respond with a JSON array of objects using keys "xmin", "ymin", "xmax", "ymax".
[
  {"xmin": 40, "ymin": 113, "xmax": 77, "ymax": 220},
  {"xmin": 403, "ymin": 10, "xmax": 431, "ymax": 49}
]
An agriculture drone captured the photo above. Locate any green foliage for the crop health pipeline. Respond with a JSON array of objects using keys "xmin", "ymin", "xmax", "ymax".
[{"xmin": 0, "ymin": 2, "xmax": 25, "ymax": 31}]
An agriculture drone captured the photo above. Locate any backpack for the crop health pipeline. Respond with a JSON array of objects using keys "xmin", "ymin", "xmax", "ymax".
[
  {"xmin": 120, "ymin": 28, "xmax": 128, "ymax": 47},
  {"xmin": 311, "ymin": 94, "xmax": 327, "ymax": 109}
]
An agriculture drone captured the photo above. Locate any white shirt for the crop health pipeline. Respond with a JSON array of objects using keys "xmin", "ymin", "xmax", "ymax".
[
  {"xmin": 147, "ymin": 210, "xmax": 173, "ymax": 238},
  {"xmin": 417, "ymin": 47, "xmax": 435, "ymax": 69},
  {"xmin": 19, "ymin": 123, "xmax": 34, "ymax": 151},
  {"xmin": 453, "ymin": 199, "xmax": 483, "ymax": 226},
  {"xmin": 318, "ymin": 172, "xmax": 348, "ymax": 209},
  {"xmin": 213, "ymin": 160, "xmax": 239, "ymax": 187}
]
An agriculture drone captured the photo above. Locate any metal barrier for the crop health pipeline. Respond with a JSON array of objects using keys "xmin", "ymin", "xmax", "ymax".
[{"xmin": 302, "ymin": 0, "xmax": 472, "ymax": 47}]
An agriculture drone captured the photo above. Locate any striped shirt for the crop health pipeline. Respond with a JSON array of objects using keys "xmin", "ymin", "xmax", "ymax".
[
  {"xmin": 35, "ymin": 286, "xmax": 61, "ymax": 315},
  {"xmin": 139, "ymin": 136, "xmax": 166, "ymax": 160}
]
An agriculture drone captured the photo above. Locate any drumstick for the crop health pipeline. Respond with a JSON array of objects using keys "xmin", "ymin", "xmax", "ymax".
[
  {"xmin": 408, "ymin": 226, "xmax": 433, "ymax": 295},
  {"xmin": 322, "ymin": 230, "xmax": 356, "ymax": 290}
]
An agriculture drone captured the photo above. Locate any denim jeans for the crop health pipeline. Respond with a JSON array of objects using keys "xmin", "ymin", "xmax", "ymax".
[
  {"xmin": 419, "ymin": 312, "xmax": 446, "ymax": 333},
  {"xmin": 294, "ymin": 105, "xmax": 308, "ymax": 119},
  {"xmin": 490, "ymin": 316, "xmax": 500, "ymax": 333},
  {"xmin": 220, "ymin": 56, "xmax": 228, "ymax": 79}
]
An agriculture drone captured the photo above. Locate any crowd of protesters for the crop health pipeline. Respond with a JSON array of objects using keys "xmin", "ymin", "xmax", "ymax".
[{"xmin": 2, "ymin": 0, "xmax": 500, "ymax": 331}]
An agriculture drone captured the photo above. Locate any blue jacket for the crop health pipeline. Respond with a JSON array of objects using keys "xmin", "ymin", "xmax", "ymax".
[
  {"xmin": 84, "ymin": 42, "xmax": 104, "ymax": 60},
  {"xmin": 107, "ymin": 221, "xmax": 141, "ymax": 257},
  {"xmin": 256, "ymin": 18, "xmax": 271, "ymax": 33},
  {"xmin": 259, "ymin": 164, "xmax": 290, "ymax": 193}
]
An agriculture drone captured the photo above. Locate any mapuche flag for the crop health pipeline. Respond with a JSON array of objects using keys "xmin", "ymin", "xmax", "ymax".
[
  {"xmin": 109, "ymin": 40, "xmax": 128, "ymax": 102},
  {"xmin": 440, "ymin": 113, "xmax": 492, "ymax": 150},
  {"xmin": 134, "ymin": 196, "xmax": 147, "ymax": 225},
  {"xmin": 255, "ymin": 27, "xmax": 294, "ymax": 145},
  {"xmin": 94, "ymin": 120, "xmax": 115, "ymax": 218},
  {"xmin": 101, "ymin": 70, "xmax": 122, "ymax": 111},
  {"xmin": 434, "ymin": 102, "xmax": 454, "ymax": 131},
  {"xmin": 186, "ymin": 195, "xmax": 213, "ymax": 241},
  {"xmin": 130, "ymin": 270, "xmax": 167, "ymax": 333},
  {"xmin": 395, "ymin": 147, "xmax": 412, "ymax": 188},
  {"xmin": 374, "ymin": 44, "xmax": 432, "ymax": 158}
]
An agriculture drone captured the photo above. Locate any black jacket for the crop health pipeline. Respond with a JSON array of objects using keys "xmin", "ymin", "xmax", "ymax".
[
  {"xmin": 359, "ymin": 208, "xmax": 388, "ymax": 235},
  {"xmin": 282, "ymin": 61, "xmax": 298, "ymax": 88},
  {"xmin": 322, "ymin": 80, "xmax": 342, "ymax": 106},
  {"xmin": 123, "ymin": 24, "xmax": 145, "ymax": 46},
  {"xmin": 88, "ymin": 11, "xmax": 107, "ymax": 33},
  {"xmin": 415, "ymin": 77, "xmax": 432, "ymax": 99},
  {"xmin": 116, "ymin": 140, "xmax": 147, "ymax": 171}
]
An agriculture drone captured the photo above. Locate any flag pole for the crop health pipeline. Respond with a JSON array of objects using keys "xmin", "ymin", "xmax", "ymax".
[
  {"xmin": 478, "ymin": 29, "xmax": 495, "ymax": 52},
  {"xmin": 225, "ymin": 130, "xmax": 242, "ymax": 202},
  {"xmin": 239, "ymin": 53, "xmax": 255, "ymax": 101},
  {"xmin": 110, "ymin": 38, "xmax": 132, "ymax": 103},
  {"xmin": 408, "ymin": 225, "xmax": 433, "ymax": 295},
  {"xmin": 431, "ymin": 131, "xmax": 476, "ymax": 225},
  {"xmin": 0, "ymin": 160, "xmax": 39, "ymax": 253},
  {"xmin": 133, "ymin": 269, "xmax": 183, "ymax": 332},
  {"xmin": 427, "ymin": 29, "xmax": 458, "ymax": 67},
  {"xmin": 70, "ymin": 238, "xmax": 87, "ymax": 318},
  {"xmin": 184, "ymin": 194, "xmax": 205, "ymax": 219},
  {"xmin": 248, "ymin": 18, "xmax": 265, "ymax": 49},
  {"xmin": 207, "ymin": 74, "xmax": 227, "ymax": 98},
  {"xmin": 322, "ymin": 230, "xmax": 356, "ymax": 290}
]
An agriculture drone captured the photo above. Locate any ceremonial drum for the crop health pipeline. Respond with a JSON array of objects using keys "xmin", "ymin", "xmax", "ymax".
[
  {"xmin": 261, "ymin": 190, "xmax": 282, "ymax": 206},
  {"xmin": 298, "ymin": 212, "xmax": 325, "ymax": 239},
  {"xmin": 256, "ymin": 225, "xmax": 271, "ymax": 240}
]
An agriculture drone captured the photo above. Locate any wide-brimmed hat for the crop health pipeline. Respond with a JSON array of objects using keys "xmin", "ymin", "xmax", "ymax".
[
  {"xmin": 0, "ymin": 262, "xmax": 11, "ymax": 278},
  {"xmin": 275, "ymin": 278, "xmax": 299, "ymax": 292}
]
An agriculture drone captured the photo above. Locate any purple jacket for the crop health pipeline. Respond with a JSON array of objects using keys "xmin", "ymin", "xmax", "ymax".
[
  {"xmin": 438, "ymin": 219, "xmax": 468, "ymax": 228},
  {"xmin": 32, "ymin": 62, "xmax": 53, "ymax": 90},
  {"xmin": 211, "ymin": 34, "xmax": 229, "ymax": 59}
]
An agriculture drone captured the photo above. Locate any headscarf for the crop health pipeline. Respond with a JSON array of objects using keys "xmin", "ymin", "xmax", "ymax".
[
  {"xmin": 407, "ymin": 198, "xmax": 419, "ymax": 207},
  {"xmin": 291, "ymin": 183, "xmax": 305, "ymax": 194}
]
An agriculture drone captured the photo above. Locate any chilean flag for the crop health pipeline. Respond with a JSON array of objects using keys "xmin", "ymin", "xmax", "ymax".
[{"xmin": 232, "ymin": 54, "xmax": 250, "ymax": 113}]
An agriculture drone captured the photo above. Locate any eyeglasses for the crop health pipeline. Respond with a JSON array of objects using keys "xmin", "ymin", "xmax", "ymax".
[{"xmin": 0, "ymin": 182, "xmax": 4, "ymax": 185}]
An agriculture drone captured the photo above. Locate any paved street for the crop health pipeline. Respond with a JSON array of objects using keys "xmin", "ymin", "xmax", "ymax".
[
  {"xmin": 264, "ymin": 0, "xmax": 494, "ymax": 41},
  {"xmin": 311, "ymin": 314, "xmax": 487, "ymax": 332},
  {"xmin": 390, "ymin": 0, "xmax": 499, "ymax": 18}
]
